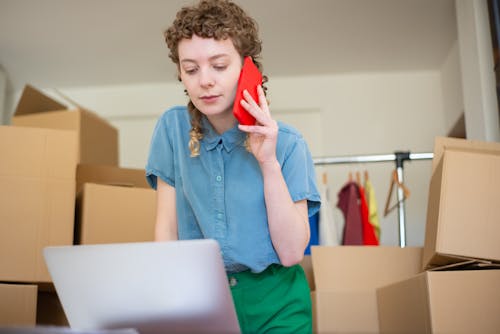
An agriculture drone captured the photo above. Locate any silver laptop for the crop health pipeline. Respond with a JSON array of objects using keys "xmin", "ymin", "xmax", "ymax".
[{"xmin": 44, "ymin": 239, "xmax": 240, "ymax": 334}]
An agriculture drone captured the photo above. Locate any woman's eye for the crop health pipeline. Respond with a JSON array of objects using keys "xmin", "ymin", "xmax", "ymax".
[
  {"xmin": 184, "ymin": 68, "xmax": 197, "ymax": 75},
  {"xmin": 214, "ymin": 65, "xmax": 227, "ymax": 71}
]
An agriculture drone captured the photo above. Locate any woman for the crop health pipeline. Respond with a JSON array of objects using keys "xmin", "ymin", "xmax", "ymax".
[{"xmin": 146, "ymin": 0, "xmax": 320, "ymax": 332}]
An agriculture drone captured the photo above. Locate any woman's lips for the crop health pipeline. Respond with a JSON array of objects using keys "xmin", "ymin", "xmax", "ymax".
[{"xmin": 200, "ymin": 95, "xmax": 220, "ymax": 103}]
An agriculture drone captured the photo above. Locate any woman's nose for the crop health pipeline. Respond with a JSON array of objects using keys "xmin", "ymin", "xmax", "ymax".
[{"xmin": 199, "ymin": 69, "xmax": 215, "ymax": 87}]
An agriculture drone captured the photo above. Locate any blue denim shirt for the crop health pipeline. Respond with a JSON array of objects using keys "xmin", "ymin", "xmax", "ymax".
[{"xmin": 146, "ymin": 106, "xmax": 320, "ymax": 273}]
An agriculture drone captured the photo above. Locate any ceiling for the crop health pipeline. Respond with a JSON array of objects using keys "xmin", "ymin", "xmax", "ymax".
[{"xmin": 0, "ymin": 0, "xmax": 457, "ymax": 93}]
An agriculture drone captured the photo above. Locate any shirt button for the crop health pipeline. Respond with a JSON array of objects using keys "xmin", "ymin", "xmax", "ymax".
[
  {"xmin": 217, "ymin": 213, "xmax": 223, "ymax": 219},
  {"xmin": 216, "ymin": 175, "xmax": 222, "ymax": 182},
  {"xmin": 229, "ymin": 277, "xmax": 238, "ymax": 287}
]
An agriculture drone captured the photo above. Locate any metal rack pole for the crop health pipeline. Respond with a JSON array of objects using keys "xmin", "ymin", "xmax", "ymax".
[{"xmin": 313, "ymin": 151, "xmax": 433, "ymax": 247}]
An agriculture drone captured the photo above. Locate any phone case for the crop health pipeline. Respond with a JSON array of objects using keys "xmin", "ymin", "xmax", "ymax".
[{"xmin": 232, "ymin": 56, "xmax": 263, "ymax": 125}]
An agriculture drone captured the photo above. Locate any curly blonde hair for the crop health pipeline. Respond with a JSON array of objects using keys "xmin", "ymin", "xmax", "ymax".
[{"xmin": 164, "ymin": 0, "xmax": 267, "ymax": 157}]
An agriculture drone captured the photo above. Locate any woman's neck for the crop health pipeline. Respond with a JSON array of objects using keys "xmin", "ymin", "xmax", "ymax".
[{"xmin": 206, "ymin": 113, "xmax": 238, "ymax": 135}]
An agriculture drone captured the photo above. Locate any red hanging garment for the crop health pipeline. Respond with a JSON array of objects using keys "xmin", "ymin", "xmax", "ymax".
[
  {"xmin": 337, "ymin": 182, "xmax": 363, "ymax": 245},
  {"xmin": 358, "ymin": 185, "xmax": 379, "ymax": 245}
]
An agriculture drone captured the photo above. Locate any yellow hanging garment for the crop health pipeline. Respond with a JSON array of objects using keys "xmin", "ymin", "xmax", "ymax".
[{"xmin": 364, "ymin": 171, "xmax": 381, "ymax": 241}]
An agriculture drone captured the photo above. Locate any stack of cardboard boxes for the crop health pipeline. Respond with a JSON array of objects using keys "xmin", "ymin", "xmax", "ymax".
[
  {"xmin": 0, "ymin": 85, "xmax": 157, "ymax": 327},
  {"xmin": 305, "ymin": 136, "xmax": 500, "ymax": 333},
  {"xmin": 377, "ymin": 137, "xmax": 500, "ymax": 333}
]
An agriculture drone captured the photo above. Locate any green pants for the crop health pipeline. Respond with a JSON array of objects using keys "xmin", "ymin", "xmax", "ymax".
[{"xmin": 228, "ymin": 264, "xmax": 312, "ymax": 334}]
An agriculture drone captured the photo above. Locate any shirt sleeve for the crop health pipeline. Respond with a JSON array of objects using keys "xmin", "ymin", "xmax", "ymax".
[
  {"xmin": 145, "ymin": 112, "xmax": 175, "ymax": 190},
  {"xmin": 281, "ymin": 136, "xmax": 321, "ymax": 217}
]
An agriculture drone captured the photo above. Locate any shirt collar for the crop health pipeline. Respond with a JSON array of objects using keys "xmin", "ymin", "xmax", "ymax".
[{"xmin": 201, "ymin": 116, "xmax": 246, "ymax": 152}]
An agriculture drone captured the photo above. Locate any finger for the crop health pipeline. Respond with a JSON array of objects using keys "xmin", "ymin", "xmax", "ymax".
[
  {"xmin": 240, "ymin": 93, "xmax": 269, "ymax": 125},
  {"xmin": 257, "ymin": 85, "xmax": 270, "ymax": 114},
  {"xmin": 240, "ymin": 101, "xmax": 270, "ymax": 127},
  {"xmin": 238, "ymin": 119, "xmax": 278, "ymax": 136},
  {"xmin": 242, "ymin": 89, "xmax": 261, "ymax": 111},
  {"xmin": 238, "ymin": 124, "xmax": 269, "ymax": 136}
]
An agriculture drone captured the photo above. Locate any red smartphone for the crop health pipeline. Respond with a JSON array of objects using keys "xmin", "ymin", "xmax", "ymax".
[{"xmin": 232, "ymin": 56, "xmax": 263, "ymax": 125}]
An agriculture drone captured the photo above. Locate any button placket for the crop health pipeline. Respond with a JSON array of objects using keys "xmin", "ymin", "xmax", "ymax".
[{"xmin": 213, "ymin": 143, "xmax": 227, "ymax": 241}]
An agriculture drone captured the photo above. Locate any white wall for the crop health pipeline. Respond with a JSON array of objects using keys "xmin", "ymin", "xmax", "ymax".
[
  {"xmin": 17, "ymin": 68, "xmax": 446, "ymax": 247},
  {"xmin": 441, "ymin": 41, "xmax": 464, "ymax": 133}
]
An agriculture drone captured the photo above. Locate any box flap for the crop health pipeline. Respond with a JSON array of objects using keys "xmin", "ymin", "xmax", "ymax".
[
  {"xmin": 376, "ymin": 273, "xmax": 431, "ymax": 334},
  {"xmin": 426, "ymin": 253, "xmax": 499, "ymax": 271},
  {"xmin": 427, "ymin": 258, "xmax": 481, "ymax": 271},
  {"xmin": 424, "ymin": 251, "xmax": 479, "ymax": 271},
  {"xmin": 311, "ymin": 246, "xmax": 422, "ymax": 291},
  {"xmin": 431, "ymin": 136, "xmax": 500, "ymax": 174},
  {"xmin": 14, "ymin": 84, "xmax": 67, "ymax": 116},
  {"xmin": 76, "ymin": 164, "xmax": 149, "ymax": 194}
]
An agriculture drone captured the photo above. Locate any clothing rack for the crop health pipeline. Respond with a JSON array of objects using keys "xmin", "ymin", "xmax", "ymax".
[{"xmin": 313, "ymin": 151, "xmax": 433, "ymax": 247}]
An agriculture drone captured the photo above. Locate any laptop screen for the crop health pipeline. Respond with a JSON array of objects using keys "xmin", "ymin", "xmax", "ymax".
[{"xmin": 44, "ymin": 239, "xmax": 240, "ymax": 334}]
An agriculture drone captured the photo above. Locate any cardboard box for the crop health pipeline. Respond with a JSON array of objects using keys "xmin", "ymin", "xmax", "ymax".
[
  {"xmin": 310, "ymin": 246, "xmax": 422, "ymax": 334},
  {"xmin": 377, "ymin": 270, "xmax": 500, "ymax": 333},
  {"xmin": 0, "ymin": 283, "xmax": 37, "ymax": 326},
  {"xmin": 430, "ymin": 136, "xmax": 500, "ymax": 174},
  {"xmin": 300, "ymin": 255, "xmax": 315, "ymax": 291},
  {"xmin": 76, "ymin": 164, "xmax": 149, "ymax": 194},
  {"xmin": 12, "ymin": 85, "xmax": 118, "ymax": 166},
  {"xmin": 76, "ymin": 183, "xmax": 156, "ymax": 244},
  {"xmin": 423, "ymin": 137, "xmax": 500, "ymax": 270},
  {"xmin": 0, "ymin": 126, "xmax": 77, "ymax": 282}
]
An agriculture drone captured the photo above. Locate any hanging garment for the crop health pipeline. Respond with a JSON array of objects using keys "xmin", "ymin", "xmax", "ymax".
[
  {"xmin": 337, "ymin": 182, "xmax": 363, "ymax": 245},
  {"xmin": 358, "ymin": 185, "xmax": 379, "ymax": 245},
  {"xmin": 319, "ymin": 183, "xmax": 340, "ymax": 246},
  {"xmin": 364, "ymin": 178, "xmax": 381, "ymax": 241}
]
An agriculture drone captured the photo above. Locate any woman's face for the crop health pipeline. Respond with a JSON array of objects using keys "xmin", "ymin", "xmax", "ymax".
[{"xmin": 178, "ymin": 35, "xmax": 242, "ymax": 122}]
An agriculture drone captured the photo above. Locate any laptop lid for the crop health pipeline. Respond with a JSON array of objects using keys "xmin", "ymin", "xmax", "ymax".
[{"xmin": 43, "ymin": 239, "xmax": 240, "ymax": 334}]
